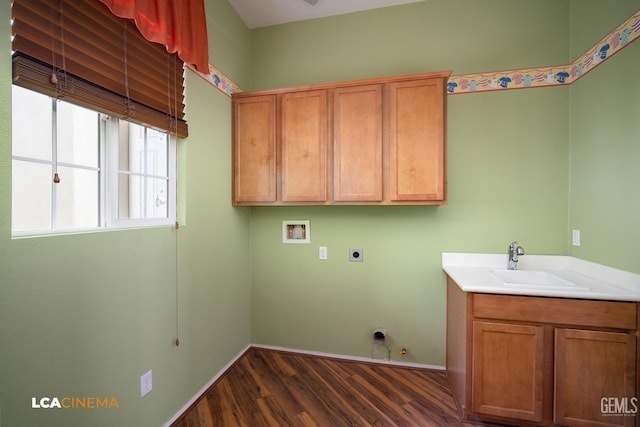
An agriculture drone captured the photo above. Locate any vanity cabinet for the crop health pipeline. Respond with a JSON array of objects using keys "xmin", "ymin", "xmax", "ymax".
[
  {"xmin": 471, "ymin": 321, "xmax": 545, "ymax": 422},
  {"xmin": 555, "ymin": 328, "xmax": 636, "ymax": 426},
  {"xmin": 231, "ymin": 71, "xmax": 450, "ymax": 206},
  {"xmin": 447, "ymin": 277, "xmax": 639, "ymax": 427}
]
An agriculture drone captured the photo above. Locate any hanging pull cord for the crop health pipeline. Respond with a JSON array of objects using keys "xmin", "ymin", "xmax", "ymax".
[
  {"xmin": 174, "ymin": 221, "xmax": 180, "ymax": 347},
  {"xmin": 123, "ymin": 21, "xmax": 135, "ymax": 117},
  {"xmin": 50, "ymin": 0, "xmax": 68, "ymax": 98}
]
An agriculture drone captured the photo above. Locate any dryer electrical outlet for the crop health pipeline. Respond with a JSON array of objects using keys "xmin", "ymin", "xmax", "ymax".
[{"xmin": 349, "ymin": 248, "xmax": 363, "ymax": 262}]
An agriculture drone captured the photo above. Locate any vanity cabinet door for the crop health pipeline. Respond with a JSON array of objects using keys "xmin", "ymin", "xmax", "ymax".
[
  {"xmin": 280, "ymin": 90, "xmax": 328, "ymax": 202},
  {"xmin": 388, "ymin": 78, "xmax": 446, "ymax": 202},
  {"xmin": 332, "ymin": 84, "xmax": 383, "ymax": 202},
  {"xmin": 471, "ymin": 321, "xmax": 545, "ymax": 422},
  {"xmin": 555, "ymin": 329, "xmax": 636, "ymax": 427},
  {"xmin": 232, "ymin": 95, "xmax": 276, "ymax": 204}
]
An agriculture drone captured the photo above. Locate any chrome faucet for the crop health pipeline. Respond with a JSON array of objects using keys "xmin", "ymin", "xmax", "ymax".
[{"xmin": 507, "ymin": 241, "xmax": 525, "ymax": 270}]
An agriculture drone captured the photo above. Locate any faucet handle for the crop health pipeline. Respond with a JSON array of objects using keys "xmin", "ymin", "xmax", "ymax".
[
  {"xmin": 509, "ymin": 241, "xmax": 524, "ymax": 255},
  {"xmin": 507, "ymin": 241, "xmax": 525, "ymax": 270}
]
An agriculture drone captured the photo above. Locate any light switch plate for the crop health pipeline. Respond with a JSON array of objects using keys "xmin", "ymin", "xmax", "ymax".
[
  {"xmin": 319, "ymin": 246, "xmax": 327, "ymax": 260},
  {"xmin": 141, "ymin": 370, "xmax": 152, "ymax": 397}
]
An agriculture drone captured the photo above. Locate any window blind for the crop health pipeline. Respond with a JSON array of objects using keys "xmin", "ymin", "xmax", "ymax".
[{"xmin": 12, "ymin": 0, "xmax": 188, "ymax": 137}]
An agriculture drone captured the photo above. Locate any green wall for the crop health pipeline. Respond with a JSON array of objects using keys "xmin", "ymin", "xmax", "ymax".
[
  {"xmin": 249, "ymin": 0, "xmax": 639, "ymax": 366},
  {"xmin": 568, "ymin": 1, "xmax": 640, "ymax": 273},
  {"xmin": 250, "ymin": 0, "xmax": 569, "ymax": 89},
  {"xmin": 1, "ymin": 0, "xmax": 638, "ymax": 425},
  {"xmin": 0, "ymin": 0, "xmax": 252, "ymax": 426},
  {"xmin": 249, "ymin": 0, "xmax": 571, "ymax": 366}
]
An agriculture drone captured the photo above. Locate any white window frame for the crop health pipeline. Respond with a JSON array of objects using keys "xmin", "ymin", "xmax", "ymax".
[
  {"xmin": 11, "ymin": 87, "xmax": 177, "ymax": 237},
  {"xmin": 104, "ymin": 116, "xmax": 177, "ymax": 230}
]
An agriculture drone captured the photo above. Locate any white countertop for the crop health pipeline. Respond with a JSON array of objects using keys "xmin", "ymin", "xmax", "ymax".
[{"xmin": 442, "ymin": 253, "xmax": 640, "ymax": 301}]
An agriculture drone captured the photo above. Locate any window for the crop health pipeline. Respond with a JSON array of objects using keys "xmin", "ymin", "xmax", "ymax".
[
  {"xmin": 12, "ymin": 0, "xmax": 189, "ymax": 138},
  {"xmin": 12, "ymin": 85, "xmax": 176, "ymax": 236},
  {"xmin": 117, "ymin": 123, "xmax": 170, "ymax": 220},
  {"xmin": 11, "ymin": 0, "xmax": 185, "ymax": 236}
]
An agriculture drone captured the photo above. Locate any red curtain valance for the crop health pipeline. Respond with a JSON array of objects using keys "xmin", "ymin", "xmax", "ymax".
[{"xmin": 98, "ymin": 0, "xmax": 210, "ymax": 73}]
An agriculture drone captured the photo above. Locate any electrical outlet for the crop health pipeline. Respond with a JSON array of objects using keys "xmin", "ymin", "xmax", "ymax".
[
  {"xmin": 349, "ymin": 248, "xmax": 363, "ymax": 262},
  {"xmin": 572, "ymin": 229, "xmax": 581, "ymax": 247},
  {"xmin": 140, "ymin": 370, "xmax": 152, "ymax": 397}
]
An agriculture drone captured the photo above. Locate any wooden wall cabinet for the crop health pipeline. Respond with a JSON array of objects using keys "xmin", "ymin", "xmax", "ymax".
[
  {"xmin": 389, "ymin": 79, "xmax": 446, "ymax": 202},
  {"xmin": 332, "ymin": 84, "xmax": 383, "ymax": 202},
  {"xmin": 280, "ymin": 90, "xmax": 328, "ymax": 203},
  {"xmin": 232, "ymin": 95, "xmax": 276, "ymax": 203},
  {"xmin": 447, "ymin": 277, "xmax": 639, "ymax": 427},
  {"xmin": 232, "ymin": 91, "xmax": 328, "ymax": 204},
  {"xmin": 232, "ymin": 71, "xmax": 450, "ymax": 206}
]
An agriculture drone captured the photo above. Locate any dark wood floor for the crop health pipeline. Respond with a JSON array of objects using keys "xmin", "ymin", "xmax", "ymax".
[{"xmin": 172, "ymin": 348, "xmax": 497, "ymax": 426}]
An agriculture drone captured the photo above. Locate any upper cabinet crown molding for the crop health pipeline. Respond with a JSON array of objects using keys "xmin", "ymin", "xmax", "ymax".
[{"xmin": 232, "ymin": 71, "xmax": 451, "ymax": 206}]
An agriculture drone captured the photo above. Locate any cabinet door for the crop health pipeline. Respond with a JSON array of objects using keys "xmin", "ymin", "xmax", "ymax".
[
  {"xmin": 333, "ymin": 84, "xmax": 383, "ymax": 202},
  {"xmin": 280, "ymin": 90, "xmax": 328, "ymax": 202},
  {"xmin": 555, "ymin": 329, "xmax": 636, "ymax": 427},
  {"xmin": 233, "ymin": 95, "xmax": 276, "ymax": 203},
  {"xmin": 389, "ymin": 79, "xmax": 446, "ymax": 202},
  {"xmin": 472, "ymin": 321, "xmax": 544, "ymax": 422}
]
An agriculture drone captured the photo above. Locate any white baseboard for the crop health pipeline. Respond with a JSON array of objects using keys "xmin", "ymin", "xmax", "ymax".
[
  {"xmin": 162, "ymin": 344, "xmax": 251, "ymax": 427},
  {"xmin": 164, "ymin": 343, "xmax": 445, "ymax": 426},
  {"xmin": 251, "ymin": 343, "xmax": 445, "ymax": 371}
]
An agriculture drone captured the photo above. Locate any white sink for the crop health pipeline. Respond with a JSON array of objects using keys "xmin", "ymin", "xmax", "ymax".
[
  {"xmin": 491, "ymin": 269, "xmax": 591, "ymax": 291},
  {"xmin": 442, "ymin": 253, "xmax": 640, "ymax": 301}
]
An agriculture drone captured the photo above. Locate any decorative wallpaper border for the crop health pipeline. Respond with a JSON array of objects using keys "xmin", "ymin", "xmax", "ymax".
[
  {"xmin": 190, "ymin": 8, "xmax": 639, "ymax": 97},
  {"xmin": 447, "ymin": 9, "xmax": 640, "ymax": 95},
  {"xmin": 186, "ymin": 63, "xmax": 242, "ymax": 97}
]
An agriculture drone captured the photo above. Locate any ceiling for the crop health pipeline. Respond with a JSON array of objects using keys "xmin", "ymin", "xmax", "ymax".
[{"xmin": 227, "ymin": 0, "xmax": 426, "ymax": 29}]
